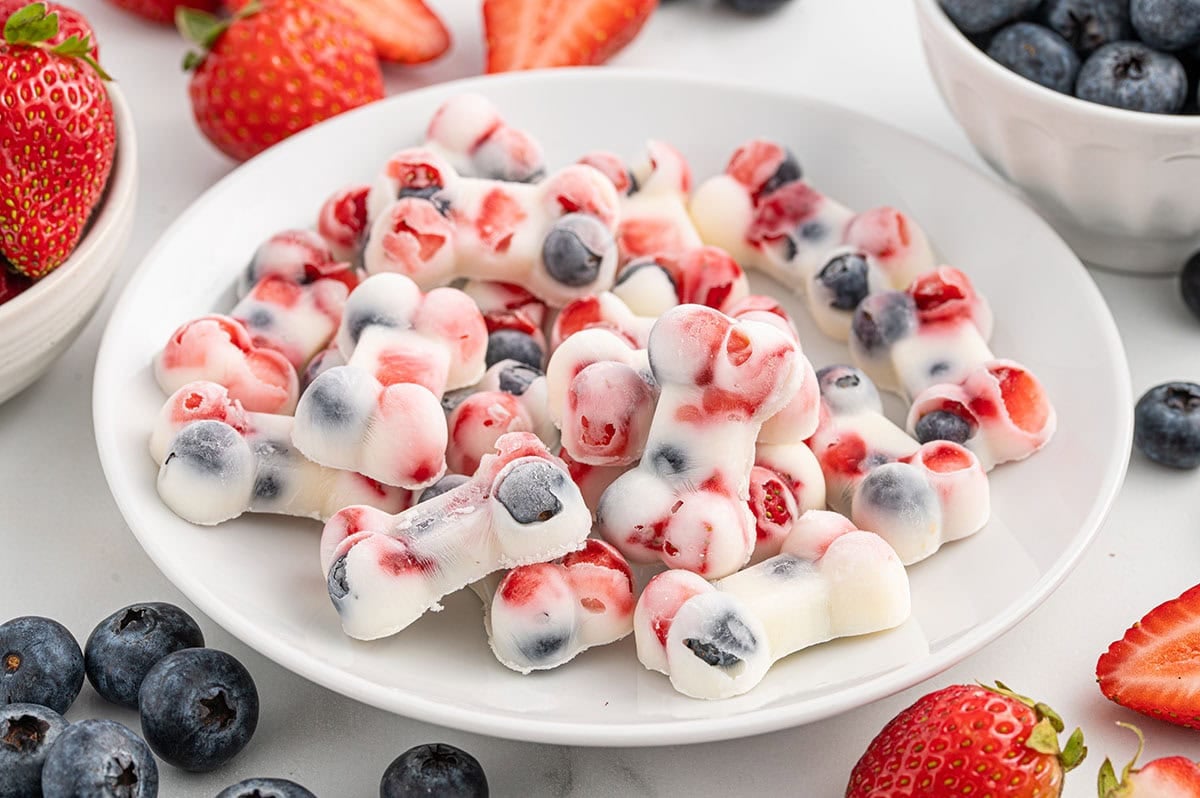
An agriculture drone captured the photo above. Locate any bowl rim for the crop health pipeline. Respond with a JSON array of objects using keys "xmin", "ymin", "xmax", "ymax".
[
  {"xmin": 913, "ymin": 0, "xmax": 1200, "ymax": 130},
  {"xmin": 0, "ymin": 82, "xmax": 138, "ymax": 322}
]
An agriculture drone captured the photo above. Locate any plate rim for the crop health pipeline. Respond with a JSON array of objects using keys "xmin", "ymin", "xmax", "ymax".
[{"xmin": 93, "ymin": 67, "xmax": 1133, "ymax": 746}]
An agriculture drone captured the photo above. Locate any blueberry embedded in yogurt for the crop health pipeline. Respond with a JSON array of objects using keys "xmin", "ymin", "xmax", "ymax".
[
  {"xmin": 987, "ymin": 23, "xmax": 1081, "ymax": 94},
  {"xmin": 0, "ymin": 703, "xmax": 67, "ymax": 798},
  {"xmin": 913, "ymin": 409, "xmax": 974, "ymax": 445},
  {"xmin": 815, "ymin": 252, "xmax": 871, "ymax": 311},
  {"xmin": 417, "ymin": 473, "xmax": 470, "ymax": 504},
  {"xmin": 540, "ymin": 213, "xmax": 617, "ymax": 288},
  {"xmin": 0, "ymin": 616, "xmax": 84, "ymax": 715},
  {"xmin": 496, "ymin": 460, "xmax": 565, "ymax": 524},
  {"xmin": 850, "ymin": 291, "xmax": 918, "ymax": 356},
  {"xmin": 1075, "ymin": 42, "xmax": 1189, "ymax": 114},
  {"xmin": 485, "ymin": 329, "xmax": 544, "ymax": 371},
  {"xmin": 816, "ymin": 364, "xmax": 883, "ymax": 415},
  {"xmin": 1134, "ymin": 381, "xmax": 1200, "ymax": 469}
]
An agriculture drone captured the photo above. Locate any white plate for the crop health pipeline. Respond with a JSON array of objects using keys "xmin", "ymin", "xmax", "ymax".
[{"xmin": 94, "ymin": 70, "xmax": 1131, "ymax": 746}]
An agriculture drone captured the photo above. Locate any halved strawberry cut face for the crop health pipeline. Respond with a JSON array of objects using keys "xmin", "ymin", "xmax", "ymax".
[
  {"xmin": 484, "ymin": 0, "xmax": 658, "ymax": 72},
  {"xmin": 992, "ymin": 364, "xmax": 1050, "ymax": 434}
]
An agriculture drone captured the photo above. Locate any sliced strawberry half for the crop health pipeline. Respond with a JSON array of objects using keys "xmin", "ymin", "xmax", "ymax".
[
  {"xmin": 1097, "ymin": 583, "xmax": 1200, "ymax": 730},
  {"xmin": 484, "ymin": 0, "xmax": 657, "ymax": 73}
]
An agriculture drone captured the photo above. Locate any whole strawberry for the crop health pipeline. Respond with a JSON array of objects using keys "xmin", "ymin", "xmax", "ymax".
[
  {"xmin": 0, "ymin": 3, "xmax": 114, "ymax": 279},
  {"xmin": 106, "ymin": 0, "xmax": 219, "ymax": 26},
  {"xmin": 846, "ymin": 682, "xmax": 1086, "ymax": 797},
  {"xmin": 0, "ymin": 0, "xmax": 98, "ymax": 55},
  {"xmin": 179, "ymin": 0, "xmax": 384, "ymax": 162}
]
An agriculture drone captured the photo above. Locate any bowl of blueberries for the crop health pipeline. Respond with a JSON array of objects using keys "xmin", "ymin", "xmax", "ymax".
[{"xmin": 914, "ymin": 0, "xmax": 1200, "ymax": 275}]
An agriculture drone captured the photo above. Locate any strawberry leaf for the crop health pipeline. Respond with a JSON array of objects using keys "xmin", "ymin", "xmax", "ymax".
[
  {"xmin": 1060, "ymin": 727, "xmax": 1087, "ymax": 772},
  {"xmin": 1097, "ymin": 758, "xmax": 1119, "ymax": 797},
  {"xmin": 50, "ymin": 35, "xmax": 112, "ymax": 80},
  {"xmin": 4, "ymin": 2, "xmax": 58, "ymax": 46},
  {"xmin": 1025, "ymin": 717, "xmax": 1062, "ymax": 757},
  {"xmin": 175, "ymin": 6, "xmax": 227, "ymax": 50},
  {"xmin": 1035, "ymin": 702, "xmax": 1065, "ymax": 733}
]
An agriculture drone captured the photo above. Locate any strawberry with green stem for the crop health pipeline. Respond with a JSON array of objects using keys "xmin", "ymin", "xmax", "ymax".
[
  {"xmin": 0, "ymin": 3, "xmax": 115, "ymax": 278},
  {"xmin": 1098, "ymin": 723, "xmax": 1200, "ymax": 797}
]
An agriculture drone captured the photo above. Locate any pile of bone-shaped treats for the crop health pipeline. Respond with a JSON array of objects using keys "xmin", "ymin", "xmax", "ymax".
[{"xmin": 149, "ymin": 94, "xmax": 1057, "ymax": 700}]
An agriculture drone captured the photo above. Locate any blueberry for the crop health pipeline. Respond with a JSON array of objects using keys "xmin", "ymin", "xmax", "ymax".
[
  {"xmin": 1134, "ymin": 382, "xmax": 1200, "ymax": 468},
  {"xmin": 138, "ymin": 648, "xmax": 259, "ymax": 772},
  {"xmin": 346, "ymin": 310, "xmax": 395, "ymax": 345},
  {"xmin": 1041, "ymin": 0, "xmax": 1131, "ymax": 53},
  {"xmin": 1076, "ymin": 42, "xmax": 1188, "ymax": 114},
  {"xmin": 857, "ymin": 464, "xmax": 939, "ymax": 518},
  {"xmin": 851, "ymin": 291, "xmax": 918, "ymax": 354},
  {"xmin": 650, "ymin": 444, "xmax": 688, "ymax": 475},
  {"xmin": 417, "ymin": 474, "xmax": 469, "ymax": 504},
  {"xmin": 914, "ymin": 410, "xmax": 973, "ymax": 444},
  {"xmin": 540, "ymin": 213, "xmax": 615, "ymax": 287},
  {"xmin": 380, "ymin": 743, "xmax": 489, "ymax": 798},
  {"xmin": 496, "ymin": 362, "xmax": 542, "ymax": 396},
  {"xmin": 938, "ymin": 0, "xmax": 1041, "ymax": 34},
  {"xmin": 85, "ymin": 603, "xmax": 205, "ymax": 709},
  {"xmin": 1131, "ymin": 0, "xmax": 1200, "ymax": 51},
  {"xmin": 328, "ymin": 555, "xmax": 351, "ymax": 600},
  {"xmin": 0, "ymin": 616, "xmax": 83, "ymax": 715},
  {"xmin": 495, "ymin": 461, "xmax": 564, "ymax": 524},
  {"xmin": 485, "ymin": 329, "xmax": 543, "ymax": 371},
  {"xmin": 0, "ymin": 703, "xmax": 67, "ymax": 798},
  {"xmin": 304, "ymin": 375, "xmax": 355, "ymax": 426},
  {"xmin": 165, "ymin": 420, "xmax": 244, "ymax": 475},
  {"xmin": 722, "ymin": 0, "xmax": 793, "ymax": 13},
  {"xmin": 760, "ymin": 149, "xmax": 803, "ymax": 195},
  {"xmin": 988, "ymin": 23, "xmax": 1081, "ymax": 93},
  {"xmin": 1181, "ymin": 251, "xmax": 1200, "ymax": 322},
  {"xmin": 816, "ymin": 365, "xmax": 882, "ymax": 415},
  {"xmin": 815, "ymin": 252, "xmax": 871, "ymax": 311},
  {"xmin": 516, "ymin": 632, "xmax": 570, "ymax": 663},
  {"xmin": 682, "ymin": 612, "xmax": 757, "ymax": 668},
  {"xmin": 41, "ymin": 719, "xmax": 158, "ymax": 798},
  {"xmin": 216, "ymin": 778, "xmax": 317, "ymax": 798},
  {"xmin": 440, "ymin": 387, "xmax": 472, "ymax": 415}
]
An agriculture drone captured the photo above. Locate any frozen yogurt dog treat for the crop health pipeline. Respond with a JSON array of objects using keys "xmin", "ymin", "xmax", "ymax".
[
  {"xmin": 320, "ymin": 433, "xmax": 591, "ymax": 640},
  {"xmin": 807, "ymin": 365, "xmax": 990, "ymax": 564},
  {"xmin": 155, "ymin": 315, "xmax": 300, "ymax": 415},
  {"xmin": 689, "ymin": 140, "xmax": 934, "ymax": 318},
  {"xmin": 293, "ymin": 273, "xmax": 488, "ymax": 488},
  {"xmin": 907, "ymin": 360, "xmax": 1057, "ymax": 470},
  {"xmin": 153, "ymin": 382, "xmax": 409, "ymax": 526},
  {"xmin": 317, "ymin": 185, "xmax": 370, "ymax": 262},
  {"xmin": 596, "ymin": 304, "xmax": 804, "ymax": 578},
  {"xmin": 423, "ymin": 93, "xmax": 545, "ymax": 184},
  {"xmin": 579, "ymin": 141, "xmax": 701, "ymax": 263},
  {"xmin": 545, "ymin": 328, "xmax": 657, "ymax": 466},
  {"xmin": 477, "ymin": 539, "xmax": 635, "ymax": 673},
  {"xmin": 232, "ymin": 274, "xmax": 353, "ymax": 371},
  {"xmin": 633, "ymin": 509, "xmax": 911, "ymax": 699},
  {"xmin": 446, "ymin": 360, "xmax": 557, "ymax": 475},
  {"xmin": 849, "ymin": 266, "xmax": 994, "ymax": 399},
  {"xmin": 363, "ymin": 148, "xmax": 620, "ymax": 306}
]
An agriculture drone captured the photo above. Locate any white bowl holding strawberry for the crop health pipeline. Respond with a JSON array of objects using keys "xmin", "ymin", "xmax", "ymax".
[{"xmin": 0, "ymin": 1, "xmax": 136, "ymax": 404}]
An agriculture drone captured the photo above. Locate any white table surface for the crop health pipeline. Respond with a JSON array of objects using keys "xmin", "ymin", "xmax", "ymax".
[{"xmin": 4, "ymin": 0, "xmax": 1199, "ymax": 794}]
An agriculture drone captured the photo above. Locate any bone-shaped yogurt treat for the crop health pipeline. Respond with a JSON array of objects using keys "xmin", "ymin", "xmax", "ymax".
[
  {"xmin": 474, "ymin": 539, "xmax": 635, "ymax": 674},
  {"xmin": 423, "ymin": 93, "xmax": 546, "ymax": 184},
  {"xmin": 320, "ymin": 432, "xmax": 591, "ymax": 640},
  {"xmin": 363, "ymin": 148, "xmax": 620, "ymax": 306},
  {"xmin": 848, "ymin": 266, "xmax": 995, "ymax": 399},
  {"xmin": 155, "ymin": 315, "xmax": 299, "ymax": 415},
  {"xmin": 906, "ymin": 360, "xmax": 1057, "ymax": 470},
  {"xmin": 633, "ymin": 509, "xmax": 911, "ymax": 700},
  {"xmin": 689, "ymin": 140, "xmax": 934, "ymax": 307},
  {"xmin": 578, "ymin": 140, "xmax": 701, "ymax": 263},
  {"xmin": 807, "ymin": 365, "xmax": 990, "ymax": 564},
  {"xmin": 545, "ymin": 327, "xmax": 658, "ymax": 467},
  {"xmin": 152, "ymin": 381, "xmax": 410, "ymax": 526},
  {"xmin": 292, "ymin": 272, "xmax": 487, "ymax": 488},
  {"xmin": 446, "ymin": 359, "xmax": 557, "ymax": 476},
  {"xmin": 596, "ymin": 304, "xmax": 803, "ymax": 578},
  {"xmin": 232, "ymin": 274, "xmax": 354, "ymax": 371}
]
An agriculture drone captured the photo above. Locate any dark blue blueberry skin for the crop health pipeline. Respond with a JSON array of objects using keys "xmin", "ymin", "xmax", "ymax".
[
  {"xmin": 815, "ymin": 365, "xmax": 882, "ymax": 415},
  {"xmin": 816, "ymin": 252, "xmax": 871, "ymax": 311},
  {"xmin": 495, "ymin": 362, "xmax": 542, "ymax": 396},
  {"xmin": 485, "ymin": 329, "xmax": 544, "ymax": 371},
  {"xmin": 1131, "ymin": 0, "xmax": 1200, "ymax": 51},
  {"xmin": 683, "ymin": 612, "xmax": 758, "ymax": 668},
  {"xmin": 1041, "ymin": 0, "xmax": 1132, "ymax": 53},
  {"xmin": 417, "ymin": 474, "xmax": 470, "ymax": 504},
  {"xmin": 495, "ymin": 461, "xmax": 565, "ymax": 524},
  {"xmin": 1134, "ymin": 382, "xmax": 1200, "ymax": 469},
  {"xmin": 515, "ymin": 631, "xmax": 570, "ymax": 664},
  {"xmin": 722, "ymin": 0, "xmax": 793, "ymax": 13},
  {"xmin": 41, "ymin": 719, "xmax": 158, "ymax": 798},
  {"xmin": 939, "ymin": 0, "xmax": 1041, "ymax": 34},
  {"xmin": 0, "ymin": 616, "xmax": 84, "ymax": 715},
  {"xmin": 1076, "ymin": 42, "xmax": 1189, "ymax": 113},
  {"xmin": 851, "ymin": 292, "xmax": 918, "ymax": 355},
  {"xmin": 85, "ymin": 602, "xmax": 205, "ymax": 709},
  {"xmin": 138, "ymin": 648, "xmax": 259, "ymax": 772},
  {"xmin": 0, "ymin": 703, "xmax": 67, "ymax": 798},
  {"xmin": 380, "ymin": 743, "xmax": 489, "ymax": 798},
  {"xmin": 165, "ymin": 421, "xmax": 244, "ymax": 476},
  {"xmin": 216, "ymin": 778, "xmax": 317, "ymax": 798},
  {"xmin": 540, "ymin": 213, "xmax": 614, "ymax": 287},
  {"xmin": 988, "ymin": 23, "xmax": 1081, "ymax": 93},
  {"xmin": 759, "ymin": 149, "xmax": 802, "ymax": 196},
  {"xmin": 857, "ymin": 464, "xmax": 939, "ymax": 518},
  {"xmin": 914, "ymin": 410, "xmax": 974, "ymax": 445},
  {"xmin": 1181, "ymin": 251, "xmax": 1200, "ymax": 322}
]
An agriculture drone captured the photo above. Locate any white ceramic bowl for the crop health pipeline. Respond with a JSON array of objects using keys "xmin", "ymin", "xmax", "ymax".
[
  {"xmin": 915, "ymin": 0, "xmax": 1200, "ymax": 274},
  {"xmin": 0, "ymin": 84, "xmax": 137, "ymax": 404}
]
